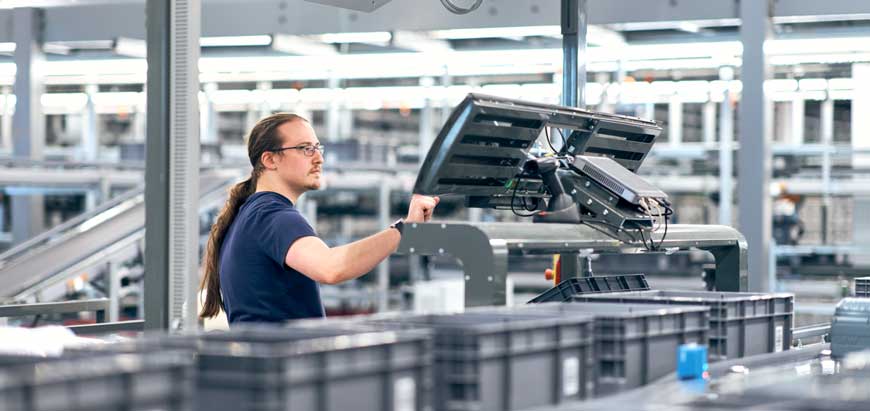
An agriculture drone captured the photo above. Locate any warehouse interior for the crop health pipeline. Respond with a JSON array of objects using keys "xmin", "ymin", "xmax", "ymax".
[{"xmin": 1, "ymin": 0, "xmax": 870, "ymax": 410}]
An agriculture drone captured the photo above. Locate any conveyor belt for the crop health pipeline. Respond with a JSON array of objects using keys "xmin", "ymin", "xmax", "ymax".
[{"xmin": 0, "ymin": 169, "xmax": 241, "ymax": 301}]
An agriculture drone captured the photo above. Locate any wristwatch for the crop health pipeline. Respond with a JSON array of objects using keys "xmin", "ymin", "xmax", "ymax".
[{"xmin": 389, "ymin": 218, "xmax": 405, "ymax": 234}]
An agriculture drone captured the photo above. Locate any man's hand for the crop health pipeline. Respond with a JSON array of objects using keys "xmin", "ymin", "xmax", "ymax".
[{"xmin": 405, "ymin": 194, "xmax": 440, "ymax": 223}]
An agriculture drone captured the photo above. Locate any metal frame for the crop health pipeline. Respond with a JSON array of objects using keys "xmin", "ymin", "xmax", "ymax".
[
  {"xmin": 561, "ymin": 0, "xmax": 587, "ymax": 108},
  {"xmin": 11, "ymin": 8, "xmax": 46, "ymax": 246},
  {"xmin": 738, "ymin": 0, "xmax": 774, "ymax": 292},
  {"xmin": 3, "ymin": 1, "xmax": 870, "ymax": 43},
  {"xmin": 397, "ymin": 222, "xmax": 747, "ymax": 307},
  {"xmin": 0, "ymin": 298, "xmax": 108, "ymax": 323},
  {"xmin": 144, "ymin": 0, "xmax": 201, "ymax": 331}
]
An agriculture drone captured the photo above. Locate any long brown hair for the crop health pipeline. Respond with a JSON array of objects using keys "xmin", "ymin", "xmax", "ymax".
[{"xmin": 199, "ymin": 113, "xmax": 308, "ymax": 319}]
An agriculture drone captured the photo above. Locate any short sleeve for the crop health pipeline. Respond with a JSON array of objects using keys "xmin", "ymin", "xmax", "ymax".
[{"xmin": 254, "ymin": 207, "xmax": 317, "ymax": 267}]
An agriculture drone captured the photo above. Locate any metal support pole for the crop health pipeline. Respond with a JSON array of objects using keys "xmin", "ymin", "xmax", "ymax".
[
  {"xmin": 419, "ymin": 77, "xmax": 435, "ymax": 167},
  {"xmin": 302, "ymin": 197, "xmax": 318, "ymax": 228},
  {"xmin": 145, "ymin": 0, "xmax": 201, "ymax": 331},
  {"xmin": 561, "ymin": 0, "xmax": 587, "ymax": 108},
  {"xmin": 134, "ymin": 98, "xmax": 147, "ymax": 141},
  {"xmin": 0, "ymin": 86, "xmax": 11, "ymax": 151},
  {"xmin": 377, "ymin": 182, "xmax": 391, "ymax": 311},
  {"xmin": 11, "ymin": 8, "xmax": 46, "ymax": 245},
  {"xmin": 719, "ymin": 67, "xmax": 735, "ymax": 227},
  {"xmin": 256, "ymin": 81, "xmax": 272, "ymax": 120},
  {"xmin": 853, "ymin": 64, "xmax": 870, "ymax": 169},
  {"xmin": 82, "ymin": 84, "xmax": 99, "ymax": 161},
  {"xmin": 703, "ymin": 100, "xmax": 716, "ymax": 146},
  {"xmin": 790, "ymin": 96, "xmax": 805, "ymax": 145},
  {"xmin": 738, "ymin": 0, "xmax": 773, "ymax": 292},
  {"xmin": 202, "ymin": 82, "xmax": 219, "ymax": 143},
  {"xmin": 12, "ymin": 8, "xmax": 44, "ymax": 161},
  {"xmin": 668, "ymin": 94, "xmax": 683, "ymax": 146},
  {"xmin": 821, "ymin": 96, "xmax": 834, "ymax": 215},
  {"xmin": 107, "ymin": 262, "xmax": 120, "ymax": 322},
  {"xmin": 327, "ymin": 76, "xmax": 341, "ymax": 140}
]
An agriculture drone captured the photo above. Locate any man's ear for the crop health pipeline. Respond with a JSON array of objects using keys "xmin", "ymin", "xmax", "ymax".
[{"xmin": 260, "ymin": 151, "xmax": 276, "ymax": 170}]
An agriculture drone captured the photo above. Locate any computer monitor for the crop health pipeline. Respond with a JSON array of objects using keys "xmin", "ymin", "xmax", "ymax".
[{"xmin": 413, "ymin": 93, "xmax": 663, "ymax": 204}]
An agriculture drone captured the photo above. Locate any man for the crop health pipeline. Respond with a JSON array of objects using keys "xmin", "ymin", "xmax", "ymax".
[{"xmin": 199, "ymin": 113, "xmax": 439, "ymax": 323}]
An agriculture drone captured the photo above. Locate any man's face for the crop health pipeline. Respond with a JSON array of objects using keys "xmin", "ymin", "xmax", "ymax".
[{"xmin": 272, "ymin": 120, "xmax": 323, "ymax": 192}]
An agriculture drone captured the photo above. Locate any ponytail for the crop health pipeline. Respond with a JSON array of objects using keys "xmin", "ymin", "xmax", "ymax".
[{"xmin": 199, "ymin": 177, "xmax": 256, "ymax": 319}]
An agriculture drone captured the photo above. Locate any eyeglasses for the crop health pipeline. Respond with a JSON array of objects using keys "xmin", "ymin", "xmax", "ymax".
[{"xmin": 271, "ymin": 144, "xmax": 325, "ymax": 157}]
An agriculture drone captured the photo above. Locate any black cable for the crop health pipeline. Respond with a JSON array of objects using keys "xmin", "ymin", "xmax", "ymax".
[
  {"xmin": 656, "ymin": 204, "xmax": 671, "ymax": 250},
  {"xmin": 510, "ymin": 174, "xmax": 539, "ymax": 217},
  {"xmin": 544, "ymin": 127, "xmax": 558, "ymax": 154},
  {"xmin": 637, "ymin": 227, "xmax": 652, "ymax": 251}
]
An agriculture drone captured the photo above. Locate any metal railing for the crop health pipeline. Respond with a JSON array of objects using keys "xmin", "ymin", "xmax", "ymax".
[
  {"xmin": 0, "ymin": 298, "xmax": 146, "ymax": 335},
  {"xmin": 0, "ymin": 298, "xmax": 109, "ymax": 323}
]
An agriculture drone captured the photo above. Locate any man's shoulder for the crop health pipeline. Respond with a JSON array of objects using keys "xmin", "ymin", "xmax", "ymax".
[{"xmin": 246, "ymin": 192, "xmax": 297, "ymax": 211}]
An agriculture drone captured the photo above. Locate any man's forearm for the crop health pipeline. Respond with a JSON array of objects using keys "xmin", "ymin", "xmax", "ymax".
[{"xmin": 329, "ymin": 228, "xmax": 401, "ymax": 283}]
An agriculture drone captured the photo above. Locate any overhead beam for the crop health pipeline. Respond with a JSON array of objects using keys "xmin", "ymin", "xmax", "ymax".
[{"xmin": 0, "ymin": 0, "xmax": 866, "ymax": 43}]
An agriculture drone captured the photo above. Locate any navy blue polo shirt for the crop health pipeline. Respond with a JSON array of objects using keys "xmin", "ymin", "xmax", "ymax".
[{"xmin": 218, "ymin": 191, "xmax": 324, "ymax": 323}]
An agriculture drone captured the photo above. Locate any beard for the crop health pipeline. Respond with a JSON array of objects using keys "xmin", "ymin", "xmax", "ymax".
[{"xmin": 304, "ymin": 176, "xmax": 322, "ymax": 191}]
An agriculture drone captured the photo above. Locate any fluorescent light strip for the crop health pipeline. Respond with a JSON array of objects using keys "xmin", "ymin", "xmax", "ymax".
[
  {"xmin": 317, "ymin": 32, "xmax": 392, "ymax": 44},
  {"xmin": 429, "ymin": 25, "xmax": 561, "ymax": 40},
  {"xmin": 200, "ymin": 35, "xmax": 272, "ymax": 47},
  {"xmin": 0, "ymin": 42, "xmax": 14, "ymax": 53}
]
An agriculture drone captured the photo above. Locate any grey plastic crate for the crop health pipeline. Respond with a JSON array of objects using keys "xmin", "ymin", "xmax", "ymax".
[
  {"xmin": 528, "ymin": 274, "xmax": 650, "ymax": 303},
  {"xmin": 0, "ymin": 350, "xmax": 192, "ymax": 411},
  {"xmin": 855, "ymin": 277, "xmax": 870, "ymax": 297},
  {"xmin": 572, "ymin": 290, "xmax": 794, "ymax": 361},
  {"xmin": 361, "ymin": 311, "xmax": 596, "ymax": 411},
  {"xmin": 192, "ymin": 326, "xmax": 432, "ymax": 411},
  {"xmin": 515, "ymin": 302, "xmax": 709, "ymax": 396}
]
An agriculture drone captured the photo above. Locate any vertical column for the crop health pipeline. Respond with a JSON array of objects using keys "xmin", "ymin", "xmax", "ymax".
[
  {"xmin": 821, "ymin": 96, "xmax": 834, "ymax": 199},
  {"xmin": 82, "ymin": 84, "xmax": 99, "ymax": 161},
  {"xmin": 853, "ymin": 64, "xmax": 870, "ymax": 168},
  {"xmin": 1, "ymin": 86, "xmax": 11, "ymax": 151},
  {"xmin": 256, "ymin": 81, "xmax": 272, "ymax": 120},
  {"xmin": 703, "ymin": 99, "xmax": 716, "ymax": 146},
  {"xmin": 668, "ymin": 94, "xmax": 683, "ymax": 146},
  {"xmin": 377, "ymin": 182, "xmax": 390, "ymax": 311},
  {"xmin": 738, "ymin": 0, "xmax": 773, "ymax": 292},
  {"xmin": 419, "ymin": 77, "xmax": 435, "ymax": 166},
  {"xmin": 201, "ymin": 82, "xmax": 219, "ymax": 162},
  {"xmin": 718, "ymin": 67, "xmax": 735, "ymax": 227},
  {"xmin": 326, "ymin": 76, "xmax": 340, "ymax": 140},
  {"xmin": 145, "ymin": 0, "xmax": 201, "ymax": 331},
  {"xmin": 561, "ymin": 0, "xmax": 587, "ymax": 108},
  {"xmin": 850, "ymin": 64, "xmax": 870, "ymax": 265},
  {"xmin": 201, "ymin": 82, "xmax": 218, "ymax": 144},
  {"xmin": 11, "ymin": 7, "xmax": 46, "ymax": 244},
  {"xmin": 134, "ymin": 94, "xmax": 147, "ymax": 141},
  {"xmin": 790, "ymin": 96, "xmax": 805, "ymax": 145},
  {"xmin": 821, "ymin": 95, "xmax": 834, "ymax": 245}
]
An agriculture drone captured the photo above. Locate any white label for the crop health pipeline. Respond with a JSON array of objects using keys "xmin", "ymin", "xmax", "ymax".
[
  {"xmin": 775, "ymin": 325, "xmax": 784, "ymax": 352},
  {"xmin": 562, "ymin": 356, "xmax": 580, "ymax": 397},
  {"xmin": 394, "ymin": 377, "xmax": 416, "ymax": 411}
]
